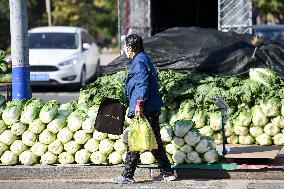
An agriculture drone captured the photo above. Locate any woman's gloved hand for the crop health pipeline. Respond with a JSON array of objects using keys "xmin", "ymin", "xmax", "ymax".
[{"xmin": 135, "ymin": 100, "xmax": 144, "ymax": 116}]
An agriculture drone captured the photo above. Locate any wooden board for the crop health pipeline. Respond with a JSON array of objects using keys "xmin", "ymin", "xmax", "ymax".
[{"xmin": 224, "ymin": 145, "xmax": 282, "ymax": 159}]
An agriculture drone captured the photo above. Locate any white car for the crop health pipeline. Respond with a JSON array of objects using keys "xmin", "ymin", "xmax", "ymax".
[{"xmin": 28, "ymin": 26, "xmax": 100, "ymax": 87}]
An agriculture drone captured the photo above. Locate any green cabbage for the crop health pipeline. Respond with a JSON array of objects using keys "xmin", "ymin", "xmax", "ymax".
[
  {"xmin": 47, "ymin": 116, "xmax": 66, "ymax": 134},
  {"xmin": 159, "ymin": 109, "xmax": 168, "ymax": 123},
  {"xmin": 122, "ymin": 151, "xmax": 127, "ymax": 163},
  {"xmin": 195, "ymin": 139, "xmax": 210, "ymax": 153},
  {"xmin": 0, "ymin": 120, "xmax": 7, "ymax": 135},
  {"xmin": 271, "ymin": 116, "xmax": 284, "ymax": 129},
  {"xmin": 75, "ymin": 149, "xmax": 91, "ymax": 164},
  {"xmin": 84, "ymin": 138, "xmax": 99, "ymax": 153},
  {"xmin": 82, "ymin": 116, "xmax": 96, "ymax": 133},
  {"xmin": 213, "ymin": 132, "xmax": 223, "ymax": 145},
  {"xmin": 249, "ymin": 126, "xmax": 263, "ymax": 137},
  {"xmin": 99, "ymin": 139, "xmax": 114, "ymax": 155},
  {"xmin": 239, "ymin": 134, "xmax": 255, "ymax": 145},
  {"xmin": 264, "ymin": 123, "xmax": 280, "ymax": 136},
  {"xmin": 281, "ymin": 99, "xmax": 284, "ymax": 116},
  {"xmin": 184, "ymin": 130, "xmax": 200, "ymax": 146},
  {"xmin": 57, "ymin": 127, "xmax": 73, "ymax": 144},
  {"xmin": 180, "ymin": 144, "xmax": 193, "ymax": 153},
  {"xmin": 234, "ymin": 125, "xmax": 249, "ymax": 136},
  {"xmin": 249, "ymin": 68, "xmax": 279, "ymax": 88},
  {"xmin": 48, "ymin": 139, "xmax": 64, "ymax": 154},
  {"xmin": 30, "ymin": 142, "xmax": 47, "ymax": 156},
  {"xmin": 64, "ymin": 141, "xmax": 81, "ymax": 154},
  {"xmin": 186, "ymin": 151, "xmax": 200, "ymax": 163},
  {"xmin": 209, "ymin": 112, "xmax": 222, "ymax": 131},
  {"xmin": 160, "ymin": 124, "xmax": 173, "ymax": 142},
  {"xmin": 234, "ymin": 109, "xmax": 252, "ymax": 127},
  {"xmin": 113, "ymin": 139, "xmax": 127, "ymax": 154},
  {"xmin": 1, "ymin": 151, "xmax": 18, "ymax": 165},
  {"xmin": 256, "ymin": 133, "xmax": 272, "ymax": 145},
  {"xmin": 260, "ymin": 98, "xmax": 281, "ymax": 117},
  {"xmin": 39, "ymin": 100, "xmax": 60, "ymax": 123},
  {"xmin": 171, "ymin": 136, "xmax": 185, "ymax": 148},
  {"xmin": 227, "ymin": 134, "xmax": 239, "ymax": 144},
  {"xmin": 252, "ymin": 105, "xmax": 268, "ymax": 127},
  {"xmin": 90, "ymin": 151, "xmax": 107, "ymax": 164},
  {"xmin": 0, "ymin": 130, "xmax": 17, "ymax": 145},
  {"xmin": 67, "ymin": 110, "xmax": 87, "ymax": 132},
  {"xmin": 22, "ymin": 130, "xmax": 37, "ymax": 146},
  {"xmin": 39, "ymin": 129, "xmax": 56, "ymax": 144},
  {"xmin": 174, "ymin": 120, "xmax": 193, "ymax": 137},
  {"xmin": 199, "ymin": 126, "xmax": 214, "ymax": 137},
  {"xmin": 29, "ymin": 118, "xmax": 46, "ymax": 134},
  {"xmin": 74, "ymin": 130, "xmax": 92, "ymax": 144},
  {"xmin": 2, "ymin": 100, "xmax": 24, "ymax": 125},
  {"xmin": 20, "ymin": 98, "xmax": 44, "ymax": 124},
  {"xmin": 10, "ymin": 140, "xmax": 27, "ymax": 156},
  {"xmin": 87, "ymin": 105, "xmax": 99, "ymax": 118},
  {"xmin": 172, "ymin": 150, "xmax": 186, "ymax": 164},
  {"xmin": 140, "ymin": 151, "xmax": 155, "ymax": 164},
  {"xmin": 192, "ymin": 109, "xmax": 207, "ymax": 129},
  {"xmin": 93, "ymin": 130, "xmax": 108, "ymax": 141},
  {"xmin": 108, "ymin": 151, "xmax": 123, "ymax": 164},
  {"xmin": 11, "ymin": 122, "xmax": 26, "ymax": 136},
  {"xmin": 19, "ymin": 150, "xmax": 37, "ymax": 165},
  {"xmin": 108, "ymin": 134, "xmax": 120, "ymax": 140},
  {"xmin": 41, "ymin": 151, "xmax": 57, "ymax": 165},
  {"xmin": 225, "ymin": 119, "xmax": 234, "ymax": 137},
  {"xmin": 58, "ymin": 101, "xmax": 77, "ymax": 118},
  {"xmin": 0, "ymin": 142, "xmax": 8, "ymax": 156},
  {"xmin": 177, "ymin": 100, "xmax": 196, "ymax": 120},
  {"xmin": 58, "ymin": 152, "xmax": 75, "ymax": 164},
  {"xmin": 165, "ymin": 143, "xmax": 178, "ymax": 154},
  {"xmin": 204, "ymin": 150, "xmax": 218, "ymax": 163},
  {"xmin": 273, "ymin": 133, "xmax": 284, "ymax": 145}
]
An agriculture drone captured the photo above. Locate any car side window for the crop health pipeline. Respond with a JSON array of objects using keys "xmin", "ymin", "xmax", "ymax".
[{"xmin": 81, "ymin": 31, "xmax": 88, "ymax": 45}]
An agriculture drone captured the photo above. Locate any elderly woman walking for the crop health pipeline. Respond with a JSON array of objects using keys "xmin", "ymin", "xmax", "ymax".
[{"xmin": 114, "ymin": 34, "xmax": 176, "ymax": 184}]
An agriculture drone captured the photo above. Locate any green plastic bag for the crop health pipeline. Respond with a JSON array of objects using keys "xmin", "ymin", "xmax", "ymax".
[{"xmin": 128, "ymin": 115, "xmax": 158, "ymax": 152}]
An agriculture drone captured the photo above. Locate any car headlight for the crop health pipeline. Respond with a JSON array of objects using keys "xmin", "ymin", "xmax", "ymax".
[{"xmin": 58, "ymin": 58, "xmax": 78, "ymax": 67}]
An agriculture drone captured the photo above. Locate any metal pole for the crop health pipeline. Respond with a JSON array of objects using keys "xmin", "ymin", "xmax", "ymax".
[
  {"xmin": 9, "ymin": 0, "xmax": 31, "ymax": 100},
  {"xmin": 221, "ymin": 109, "xmax": 228, "ymax": 156},
  {"xmin": 46, "ymin": 0, "xmax": 52, "ymax": 26}
]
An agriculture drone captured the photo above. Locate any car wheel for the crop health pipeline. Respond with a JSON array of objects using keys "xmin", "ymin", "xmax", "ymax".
[
  {"xmin": 95, "ymin": 58, "xmax": 101, "ymax": 77},
  {"xmin": 80, "ymin": 67, "xmax": 87, "ymax": 87}
]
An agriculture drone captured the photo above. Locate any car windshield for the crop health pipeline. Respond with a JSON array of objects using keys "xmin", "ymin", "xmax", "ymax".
[
  {"xmin": 255, "ymin": 29, "xmax": 284, "ymax": 42},
  {"xmin": 29, "ymin": 32, "xmax": 78, "ymax": 49}
]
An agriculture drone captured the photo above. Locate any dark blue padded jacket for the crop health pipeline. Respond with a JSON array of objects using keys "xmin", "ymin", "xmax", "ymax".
[{"xmin": 125, "ymin": 52, "xmax": 163, "ymax": 118}]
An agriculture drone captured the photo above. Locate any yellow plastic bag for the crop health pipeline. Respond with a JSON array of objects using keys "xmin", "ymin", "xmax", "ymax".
[{"xmin": 128, "ymin": 115, "xmax": 158, "ymax": 152}]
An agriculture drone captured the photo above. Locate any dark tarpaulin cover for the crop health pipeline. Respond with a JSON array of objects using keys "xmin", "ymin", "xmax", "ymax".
[{"xmin": 101, "ymin": 27, "xmax": 284, "ymax": 78}]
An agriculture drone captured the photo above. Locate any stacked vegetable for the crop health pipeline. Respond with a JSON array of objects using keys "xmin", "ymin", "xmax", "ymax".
[
  {"xmin": 0, "ymin": 97, "xmax": 218, "ymax": 165},
  {"xmin": 160, "ymin": 120, "xmax": 218, "ymax": 164},
  {"xmin": 80, "ymin": 68, "xmax": 284, "ymax": 146},
  {"xmin": 0, "ymin": 50, "xmax": 11, "ymax": 83}
]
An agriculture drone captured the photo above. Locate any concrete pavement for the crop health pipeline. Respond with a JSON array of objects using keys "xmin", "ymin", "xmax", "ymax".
[{"xmin": 0, "ymin": 179, "xmax": 283, "ymax": 189}]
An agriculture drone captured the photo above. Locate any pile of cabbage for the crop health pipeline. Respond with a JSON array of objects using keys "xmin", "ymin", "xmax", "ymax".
[
  {"xmin": 0, "ymin": 98, "xmax": 218, "ymax": 165},
  {"xmin": 158, "ymin": 68, "xmax": 284, "ymax": 146},
  {"xmin": 159, "ymin": 120, "xmax": 218, "ymax": 164},
  {"xmin": 80, "ymin": 68, "xmax": 284, "ymax": 146}
]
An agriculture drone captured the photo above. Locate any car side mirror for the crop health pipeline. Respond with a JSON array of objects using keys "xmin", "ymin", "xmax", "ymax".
[{"xmin": 83, "ymin": 43, "xmax": 91, "ymax": 50}]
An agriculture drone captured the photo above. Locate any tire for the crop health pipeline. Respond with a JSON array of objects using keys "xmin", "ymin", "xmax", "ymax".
[{"xmin": 80, "ymin": 67, "xmax": 87, "ymax": 87}]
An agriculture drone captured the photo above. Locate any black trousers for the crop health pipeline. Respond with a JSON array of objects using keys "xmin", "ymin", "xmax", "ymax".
[{"xmin": 122, "ymin": 111, "xmax": 174, "ymax": 178}]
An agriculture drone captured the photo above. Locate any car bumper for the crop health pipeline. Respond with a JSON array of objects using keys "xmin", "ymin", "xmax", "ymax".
[{"xmin": 30, "ymin": 65, "xmax": 81, "ymax": 85}]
